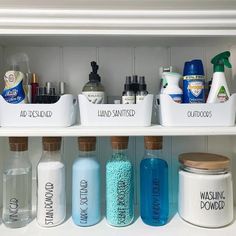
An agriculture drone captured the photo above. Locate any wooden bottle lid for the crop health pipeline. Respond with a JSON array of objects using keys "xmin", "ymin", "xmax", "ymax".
[
  {"xmin": 78, "ymin": 137, "xmax": 96, "ymax": 151},
  {"xmin": 111, "ymin": 136, "xmax": 129, "ymax": 149},
  {"xmin": 43, "ymin": 137, "xmax": 61, "ymax": 151},
  {"xmin": 179, "ymin": 152, "xmax": 230, "ymax": 170},
  {"xmin": 144, "ymin": 136, "xmax": 163, "ymax": 150},
  {"xmin": 9, "ymin": 137, "xmax": 28, "ymax": 151}
]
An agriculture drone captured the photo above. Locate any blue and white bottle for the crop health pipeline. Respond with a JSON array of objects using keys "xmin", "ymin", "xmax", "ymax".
[
  {"xmin": 140, "ymin": 136, "xmax": 169, "ymax": 226},
  {"xmin": 72, "ymin": 137, "xmax": 101, "ymax": 226}
]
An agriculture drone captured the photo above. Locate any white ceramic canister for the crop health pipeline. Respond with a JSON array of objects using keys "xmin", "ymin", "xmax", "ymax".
[{"xmin": 178, "ymin": 153, "xmax": 233, "ymax": 228}]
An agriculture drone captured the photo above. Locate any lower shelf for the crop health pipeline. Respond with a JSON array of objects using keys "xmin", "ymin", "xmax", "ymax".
[{"xmin": 1, "ymin": 209, "xmax": 236, "ymax": 236}]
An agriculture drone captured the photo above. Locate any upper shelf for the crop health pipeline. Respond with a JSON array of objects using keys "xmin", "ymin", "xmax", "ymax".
[
  {"xmin": 0, "ymin": 1, "xmax": 236, "ymax": 36},
  {"xmin": 1, "ymin": 124, "xmax": 236, "ymax": 137}
]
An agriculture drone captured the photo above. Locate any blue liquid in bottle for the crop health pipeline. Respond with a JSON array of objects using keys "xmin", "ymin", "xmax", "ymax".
[{"xmin": 140, "ymin": 137, "xmax": 168, "ymax": 226}]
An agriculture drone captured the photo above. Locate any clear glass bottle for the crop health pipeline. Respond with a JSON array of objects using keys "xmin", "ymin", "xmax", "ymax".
[
  {"xmin": 72, "ymin": 137, "xmax": 101, "ymax": 226},
  {"xmin": 106, "ymin": 136, "xmax": 134, "ymax": 227},
  {"xmin": 82, "ymin": 61, "xmax": 105, "ymax": 104},
  {"xmin": 2, "ymin": 137, "xmax": 32, "ymax": 228},
  {"xmin": 140, "ymin": 136, "xmax": 169, "ymax": 226},
  {"xmin": 36, "ymin": 137, "xmax": 66, "ymax": 227}
]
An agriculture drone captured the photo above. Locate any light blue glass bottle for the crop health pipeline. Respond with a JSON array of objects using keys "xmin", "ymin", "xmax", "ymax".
[
  {"xmin": 140, "ymin": 136, "xmax": 168, "ymax": 226},
  {"xmin": 106, "ymin": 136, "xmax": 134, "ymax": 227},
  {"xmin": 72, "ymin": 137, "xmax": 101, "ymax": 226}
]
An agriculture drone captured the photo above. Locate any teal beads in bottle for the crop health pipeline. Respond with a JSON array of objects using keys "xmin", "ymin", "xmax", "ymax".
[{"xmin": 106, "ymin": 136, "xmax": 134, "ymax": 227}]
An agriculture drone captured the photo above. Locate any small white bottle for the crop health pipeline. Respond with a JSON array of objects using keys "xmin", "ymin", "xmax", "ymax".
[
  {"xmin": 207, "ymin": 51, "xmax": 231, "ymax": 103},
  {"xmin": 161, "ymin": 72, "xmax": 183, "ymax": 103},
  {"xmin": 37, "ymin": 137, "xmax": 66, "ymax": 227}
]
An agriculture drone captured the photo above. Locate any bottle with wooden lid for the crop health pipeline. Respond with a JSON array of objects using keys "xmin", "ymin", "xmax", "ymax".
[
  {"xmin": 72, "ymin": 137, "xmax": 101, "ymax": 227},
  {"xmin": 106, "ymin": 136, "xmax": 134, "ymax": 227},
  {"xmin": 140, "ymin": 136, "xmax": 168, "ymax": 226},
  {"xmin": 3, "ymin": 137, "xmax": 32, "ymax": 228},
  {"xmin": 178, "ymin": 152, "xmax": 233, "ymax": 228},
  {"xmin": 37, "ymin": 137, "xmax": 66, "ymax": 227}
]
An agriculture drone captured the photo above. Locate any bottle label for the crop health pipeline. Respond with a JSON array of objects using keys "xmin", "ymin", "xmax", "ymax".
[
  {"xmin": 2, "ymin": 71, "xmax": 26, "ymax": 104},
  {"xmin": 122, "ymin": 95, "xmax": 135, "ymax": 104},
  {"xmin": 9, "ymin": 198, "xmax": 19, "ymax": 221},
  {"xmin": 136, "ymin": 95, "xmax": 145, "ymax": 104},
  {"xmin": 37, "ymin": 163, "xmax": 65, "ymax": 226},
  {"xmin": 79, "ymin": 179, "xmax": 88, "ymax": 225},
  {"xmin": 217, "ymin": 86, "xmax": 229, "ymax": 103},
  {"xmin": 82, "ymin": 91, "xmax": 105, "ymax": 104},
  {"xmin": 183, "ymin": 75, "xmax": 205, "ymax": 103},
  {"xmin": 169, "ymin": 94, "xmax": 182, "ymax": 103}
]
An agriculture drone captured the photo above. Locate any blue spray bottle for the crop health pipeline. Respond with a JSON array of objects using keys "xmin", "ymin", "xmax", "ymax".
[{"xmin": 140, "ymin": 136, "xmax": 169, "ymax": 226}]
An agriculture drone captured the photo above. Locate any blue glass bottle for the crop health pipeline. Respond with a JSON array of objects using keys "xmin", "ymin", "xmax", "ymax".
[
  {"xmin": 140, "ymin": 136, "xmax": 168, "ymax": 226},
  {"xmin": 72, "ymin": 137, "xmax": 101, "ymax": 226},
  {"xmin": 106, "ymin": 136, "xmax": 134, "ymax": 227}
]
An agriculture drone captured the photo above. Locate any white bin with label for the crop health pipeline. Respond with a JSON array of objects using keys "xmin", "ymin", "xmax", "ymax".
[{"xmin": 159, "ymin": 93, "xmax": 236, "ymax": 127}]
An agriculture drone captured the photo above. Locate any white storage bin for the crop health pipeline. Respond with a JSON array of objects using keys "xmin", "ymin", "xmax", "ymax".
[
  {"xmin": 159, "ymin": 94, "xmax": 236, "ymax": 127},
  {"xmin": 78, "ymin": 94, "xmax": 153, "ymax": 126},
  {"xmin": 0, "ymin": 94, "xmax": 77, "ymax": 127}
]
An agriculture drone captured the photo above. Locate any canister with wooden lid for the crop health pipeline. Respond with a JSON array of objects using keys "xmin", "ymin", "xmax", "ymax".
[{"xmin": 178, "ymin": 152, "xmax": 233, "ymax": 228}]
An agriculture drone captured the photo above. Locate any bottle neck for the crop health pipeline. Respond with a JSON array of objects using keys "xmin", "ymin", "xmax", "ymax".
[
  {"xmin": 79, "ymin": 150, "xmax": 96, "ymax": 158},
  {"xmin": 10, "ymin": 150, "xmax": 28, "ymax": 159},
  {"xmin": 112, "ymin": 148, "xmax": 128, "ymax": 160},
  {"xmin": 42, "ymin": 149, "xmax": 62, "ymax": 162},
  {"xmin": 145, "ymin": 149, "xmax": 163, "ymax": 158}
]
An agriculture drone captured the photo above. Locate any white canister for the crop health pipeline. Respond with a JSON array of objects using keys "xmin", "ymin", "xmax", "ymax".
[{"xmin": 178, "ymin": 152, "xmax": 233, "ymax": 228}]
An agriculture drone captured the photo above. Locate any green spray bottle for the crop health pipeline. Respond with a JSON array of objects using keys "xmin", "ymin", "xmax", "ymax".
[{"xmin": 206, "ymin": 51, "xmax": 231, "ymax": 103}]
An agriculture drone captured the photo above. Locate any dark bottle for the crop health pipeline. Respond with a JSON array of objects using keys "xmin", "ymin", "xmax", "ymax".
[
  {"xmin": 82, "ymin": 61, "xmax": 105, "ymax": 104},
  {"xmin": 136, "ymin": 76, "xmax": 148, "ymax": 104},
  {"xmin": 131, "ymin": 75, "xmax": 139, "ymax": 94},
  {"xmin": 140, "ymin": 136, "xmax": 169, "ymax": 226},
  {"xmin": 122, "ymin": 76, "xmax": 135, "ymax": 104},
  {"xmin": 31, "ymin": 73, "xmax": 39, "ymax": 104}
]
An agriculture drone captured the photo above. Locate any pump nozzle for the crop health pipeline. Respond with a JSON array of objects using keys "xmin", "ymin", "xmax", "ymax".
[
  {"xmin": 211, "ymin": 51, "xmax": 232, "ymax": 72},
  {"xmin": 89, "ymin": 61, "xmax": 101, "ymax": 82}
]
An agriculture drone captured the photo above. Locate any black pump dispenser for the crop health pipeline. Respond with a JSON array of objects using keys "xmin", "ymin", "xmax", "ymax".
[
  {"xmin": 132, "ymin": 75, "xmax": 139, "ymax": 93},
  {"xmin": 123, "ymin": 76, "xmax": 133, "ymax": 93},
  {"xmin": 89, "ymin": 61, "xmax": 101, "ymax": 82},
  {"xmin": 139, "ymin": 76, "xmax": 147, "ymax": 91}
]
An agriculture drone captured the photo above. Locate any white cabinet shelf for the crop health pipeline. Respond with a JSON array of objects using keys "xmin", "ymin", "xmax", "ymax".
[
  {"xmin": 1, "ymin": 124, "xmax": 236, "ymax": 137},
  {"xmin": 1, "ymin": 211, "xmax": 236, "ymax": 236}
]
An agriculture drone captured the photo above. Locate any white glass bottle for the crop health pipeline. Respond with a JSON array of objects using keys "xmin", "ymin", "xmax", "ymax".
[
  {"xmin": 2, "ymin": 137, "xmax": 32, "ymax": 228},
  {"xmin": 37, "ymin": 137, "xmax": 66, "ymax": 227}
]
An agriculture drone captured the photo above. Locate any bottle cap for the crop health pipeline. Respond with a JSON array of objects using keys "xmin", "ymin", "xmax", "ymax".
[
  {"xmin": 144, "ymin": 136, "xmax": 163, "ymax": 150},
  {"xmin": 211, "ymin": 51, "xmax": 232, "ymax": 72},
  {"xmin": 179, "ymin": 152, "xmax": 230, "ymax": 170},
  {"xmin": 78, "ymin": 137, "xmax": 96, "ymax": 151},
  {"xmin": 59, "ymin": 81, "xmax": 66, "ymax": 95},
  {"xmin": 9, "ymin": 137, "xmax": 28, "ymax": 151},
  {"xmin": 183, "ymin": 59, "xmax": 204, "ymax": 76},
  {"xmin": 138, "ymin": 76, "xmax": 147, "ymax": 91},
  {"xmin": 124, "ymin": 76, "xmax": 132, "ymax": 91},
  {"xmin": 43, "ymin": 137, "xmax": 61, "ymax": 151},
  {"xmin": 89, "ymin": 61, "xmax": 101, "ymax": 82},
  {"xmin": 31, "ymin": 73, "xmax": 38, "ymax": 83},
  {"xmin": 45, "ymin": 82, "xmax": 52, "ymax": 95},
  {"xmin": 132, "ymin": 75, "xmax": 139, "ymax": 93},
  {"xmin": 111, "ymin": 136, "xmax": 129, "ymax": 149}
]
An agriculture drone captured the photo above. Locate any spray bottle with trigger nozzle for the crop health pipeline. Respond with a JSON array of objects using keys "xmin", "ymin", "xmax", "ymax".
[{"xmin": 207, "ymin": 51, "xmax": 231, "ymax": 103}]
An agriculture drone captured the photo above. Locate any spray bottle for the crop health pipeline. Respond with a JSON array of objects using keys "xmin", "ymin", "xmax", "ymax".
[
  {"xmin": 161, "ymin": 72, "xmax": 183, "ymax": 103},
  {"xmin": 2, "ymin": 53, "xmax": 30, "ymax": 104},
  {"xmin": 207, "ymin": 51, "xmax": 231, "ymax": 103}
]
